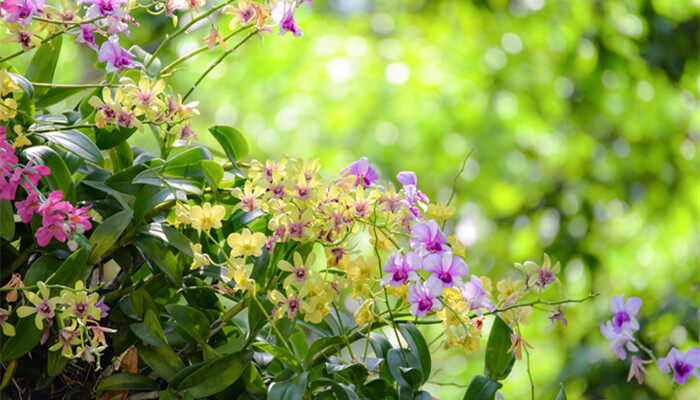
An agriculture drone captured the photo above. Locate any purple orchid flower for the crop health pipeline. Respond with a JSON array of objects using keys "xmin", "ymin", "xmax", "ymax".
[
  {"xmin": 409, "ymin": 219, "xmax": 448, "ymax": 256},
  {"xmin": 461, "ymin": 275, "xmax": 494, "ymax": 312},
  {"xmin": 610, "ymin": 294, "xmax": 641, "ymax": 333},
  {"xmin": 270, "ymin": 1, "xmax": 303, "ymax": 37},
  {"xmin": 97, "ymin": 38, "xmax": 136, "ymax": 72},
  {"xmin": 407, "ymin": 279, "xmax": 443, "ymax": 317},
  {"xmin": 396, "ymin": 171, "xmax": 430, "ymax": 220},
  {"xmin": 657, "ymin": 347, "xmax": 700, "ymax": 385},
  {"xmin": 82, "ymin": 0, "xmax": 129, "ymax": 18},
  {"xmin": 380, "ymin": 250, "xmax": 421, "ymax": 287},
  {"xmin": 423, "ymin": 252, "xmax": 469, "ymax": 289},
  {"xmin": 75, "ymin": 23, "xmax": 98, "ymax": 50},
  {"xmin": 340, "ymin": 157, "xmax": 379, "ymax": 189},
  {"xmin": 95, "ymin": 297, "xmax": 110, "ymax": 319},
  {"xmin": 2, "ymin": 0, "xmax": 44, "ymax": 26},
  {"xmin": 600, "ymin": 320, "xmax": 638, "ymax": 360}
]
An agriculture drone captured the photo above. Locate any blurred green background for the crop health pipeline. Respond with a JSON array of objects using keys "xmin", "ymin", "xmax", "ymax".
[{"xmin": 11, "ymin": 0, "xmax": 700, "ymax": 398}]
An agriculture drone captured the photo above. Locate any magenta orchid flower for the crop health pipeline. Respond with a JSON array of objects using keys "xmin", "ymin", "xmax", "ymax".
[
  {"xmin": 75, "ymin": 23, "xmax": 98, "ymax": 50},
  {"xmin": 409, "ymin": 219, "xmax": 448, "ymax": 256},
  {"xmin": 461, "ymin": 275, "xmax": 494, "ymax": 312},
  {"xmin": 82, "ymin": 0, "xmax": 129, "ymax": 18},
  {"xmin": 2, "ymin": 0, "xmax": 44, "ymax": 26},
  {"xmin": 67, "ymin": 205, "xmax": 93, "ymax": 234},
  {"xmin": 396, "ymin": 171, "xmax": 429, "ymax": 219},
  {"xmin": 0, "ymin": 0, "xmax": 19, "ymax": 14},
  {"xmin": 380, "ymin": 250, "xmax": 421, "ymax": 286},
  {"xmin": 423, "ymin": 252, "xmax": 469, "ymax": 289},
  {"xmin": 35, "ymin": 214, "xmax": 67, "ymax": 246},
  {"xmin": 98, "ymin": 38, "xmax": 136, "ymax": 73},
  {"xmin": 657, "ymin": 347, "xmax": 700, "ymax": 385},
  {"xmin": 37, "ymin": 191, "xmax": 72, "ymax": 223},
  {"xmin": 270, "ymin": 1, "xmax": 303, "ymax": 37},
  {"xmin": 15, "ymin": 190, "xmax": 40, "ymax": 223},
  {"xmin": 610, "ymin": 294, "xmax": 641, "ymax": 333},
  {"xmin": 600, "ymin": 320, "xmax": 638, "ymax": 360},
  {"xmin": 340, "ymin": 157, "xmax": 379, "ymax": 189},
  {"xmin": 407, "ymin": 279, "xmax": 443, "ymax": 317}
]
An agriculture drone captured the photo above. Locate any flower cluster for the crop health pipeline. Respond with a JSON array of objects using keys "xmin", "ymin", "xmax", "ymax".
[
  {"xmin": 1, "ymin": 127, "xmax": 93, "ymax": 247},
  {"xmin": 0, "ymin": 69, "xmax": 19, "ymax": 122},
  {"xmin": 1, "ymin": 280, "xmax": 112, "ymax": 363},
  {"xmin": 601, "ymin": 295, "xmax": 699, "ymax": 386},
  {"xmin": 88, "ymin": 74, "xmax": 200, "ymax": 139},
  {"xmin": 173, "ymin": 155, "xmax": 574, "ymax": 357}
]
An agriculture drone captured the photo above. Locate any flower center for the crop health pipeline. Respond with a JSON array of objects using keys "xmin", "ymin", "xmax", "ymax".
[
  {"xmin": 612, "ymin": 312, "xmax": 630, "ymax": 331},
  {"xmin": 426, "ymin": 240, "xmax": 443, "ymax": 253},
  {"xmin": 439, "ymin": 272, "xmax": 453, "ymax": 284},
  {"xmin": 392, "ymin": 270, "xmax": 407, "ymax": 282},
  {"xmin": 417, "ymin": 298, "xmax": 432, "ymax": 312},
  {"xmin": 673, "ymin": 361, "xmax": 691, "ymax": 377}
]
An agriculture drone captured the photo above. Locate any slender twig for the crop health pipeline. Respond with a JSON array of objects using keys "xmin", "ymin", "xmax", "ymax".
[
  {"xmin": 160, "ymin": 23, "xmax": 252, "ymax": 75},
  {"xmin": 145, "ymin": 0, "xmax": 237, "ymax": 69},
  {"xmin": 442, "ymin": 149, "xmax": 473, "ymax": 230},
  {"xmin": 182, "ymin": 30, "xmax": 258, "ymax": 101}
]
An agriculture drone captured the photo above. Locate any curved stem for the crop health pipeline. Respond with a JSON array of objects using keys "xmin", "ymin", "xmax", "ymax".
[{"xmin": 182, "ymin": 29, "xmax": 258, "ymax": 101}]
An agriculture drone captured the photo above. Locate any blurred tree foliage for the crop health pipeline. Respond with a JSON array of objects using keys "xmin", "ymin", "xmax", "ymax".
[{"xmin": 10, "ymin": 0, "xmax": 698, "ymax": 398}]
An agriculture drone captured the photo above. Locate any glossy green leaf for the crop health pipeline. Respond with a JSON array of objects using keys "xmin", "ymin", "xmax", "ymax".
[
  {"xmin": 359, "ymin": 379, "xmax": 398, "ymax": 400},
  {"xmin": 556, "ymin": 383, "xmax": 567, "ymax": 400},
  {"xmin": 88, "ymin": 209, "xmax": 132, "ymax": 263},
  {"xmin": 176, "ymin": 351, "xmax": 253, "ymax": 397},
  {"xmin": 24, "ymin": 255, "xmax": 61, "ymax": 286},
  {"xmin": 163, "ymin": 146, "xmax": 211, "ymax": 177},
  {"xmin": 0, "ymin": 200, "xmax": 14, "ymax": 241},
  {"xmin": 138, "ymin": 345, "xmax": 185, "ymax": 382},
  {"xmin": 134, "ymin": 236, "xmax": 182, "ymax": 285},
  {"xmin": 165, "ymin": 304, "xmax": 209, "ymax": 343},
  {"xmin": 95, "ymin": 125, "xmax": 137, "ymax": 150},
  {"xmin": 132, "ymin": 169, "xmax": 203, "ymax": 195},
  {"xmin": 111, "ymin": 141, "xmax": 134, "ymax": 171},
  {"xmin": 8, "ymin": 72, "xmax": 34, "ymax": 98},
  {"xmin": 309, "ymin": 377, "xmax": 360, "ymax": 400},
  {"xmin": 303, "ymin": 335, "xmax": 344, "ymax": 368},
  {"xmin": 22, "ymin": 145, "xmax": 75, "ymax": 202},
  {"xmin": 462, "ymin": 375, "xmax": 502, "ymax": 400},
  {"xmin": 200, "ymin": 160, "xmax": 224, "ymax": 190},
  {"xmin": 0, "ymin": 316, "xmax": 43, "ymax": 361},
  {"xmin": 37, "ymin": 129, "xmax": 103, "ymax": 166},
  {"xmin": 253, "ymin": 342, "xmax": 303, "ymax": 374},
  {"xmin": 96, "ymin": 373, "xmax": 159, "ymax": 394},
  {"xmin": 369, "ymin": 333, "xmax": 393, "ymax": 381},
  {"xmin": 25, "ymin": 35, "xmax": 62, "ymax": 97},
  {"xmin": 207, "ymin": 126, "xmax": 249, "ymax": 166},
  {"xmin": 45, "ymin": 248, "xmax": 88, "ymax": 287},
  {"xmin": 35, "ymin": 86, "xmax": 90, "ymax": 108},
  {"xmin": 386, "ymin": 349, "xmax": 420, "ymax": 389},
  {"xmin": 268, "ymin": 372, "xmax": 308, "ymax": 400},
  {"xmin": 326, "ymin": 360, "xmax": 369, "ymax": 386},
  {"xmin": 398, "ymin": 323, "xmax": 431, "ymax": 385},
  {"xmin": 130, "ymin": 309, "xmax": 168, "ymax": 347},
  {"xmin": 47, "ymin": 350, "xmax": 69, "ymax": 377},
  {"xmin": 484, "ymin": 316, "xmax": 516, "ymax": 381}
]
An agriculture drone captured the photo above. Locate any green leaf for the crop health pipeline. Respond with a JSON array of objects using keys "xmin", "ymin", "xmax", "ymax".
[
  {"xmin": 200, "ymin": 160, "xmax": 224, "ymax": 190},
  {"xmin": 325, "ymin": 360, "xmax": 369, "ymax": 386},
  {"xmin": 484, "ymin": 316, "xmax": 516, "ymax": 381},
  {"xmin": 253, "ymin": 342, "xmax": 303, "ymax": 374},
  {"xmin": 130, "ymin": 309, "xmax": 168, "ymax": 347},
  {"xmin": 268, "ymin": 372, "xmax": 308, "ymax": 400},
  {"xmin": 369, "ymin": 333, "xmax": 393, "ymax": 381},
  {"xmin": 132, "ymin": 169, "xmax": 203, "ymax": 195},
  {"xmin": 138, "ymin": 345, "xmax": 185, "ymax": 382},
  {"xmin": 88, "ymin": 209, "xmax": 132, "ymax": 263},
  {"xmin": 163, "ymin": 146, "xmax": 211, "ymax": 177},
  {"xmin": 96, "ymin": 373, "xmax": 159, "ymax": 394},
  {"xmin": 24, "ymin": 255, "xmax": 61, "ymax": 286},
  {"xmin": 0, "ymin": 200, "xmax": 15, "ymax": 241},
  {"xmin": 462, "ymin": 375, "xmax": 502, "ymax": 400},
  {"xmin": 47, "ymin": 349, "xmax": 69, "ymax": 377},
  {"xmin": 303, "ymin": 335, "xmax": 344, "ymax": 368},
  {"xmin": 176, "ymin": 351, "xmax": 253, "ymax": 398},
  {"xmin": 129, "ymin": 45, "xmax": 161, "ymax": 77},
  {"xmin": 25, "ymin": 35, "xmax": 62, "ymax": 97},
  {"xmin": 35, "ymin": 86, "xmax": 90, "ymax": 108},
  {"xmin": 242, "ymin": 364, "xmax": 266, "ymax": 395},
  {"xmin": 133, "ymin": 236, "xmax": 182, "ymax": 285},
  {"xmin": 8, "ymin": 72, "xmax": 34, "ymax": 98},
  {"xmin": 95, "ymin": 125, "xmax": 137, "ymax": 150},
  {"xmin": 37, "ymin": 129, "xmax": 103, "ymax": 166},
  {"xmin": 207, "ymin": 126, "xmax": 249, "ymax": 167},
  {"xmin": 45, "ymin": 248, "xmax": 88, "ymax": 288},
  {"xmin": 397, "ymin": 323, "xmax": 431, "ymax": 385},
  {"xmin": 359, "ymin": 379, "xmax": 398, "ymax": 400},
  {"xmin": 309, "ymin": 377, "xmax": 360, "ymax": 400},
  {"xmin": 140, "ymin": 224, "xmax": 193, "ymax": 257},
  {"xmin": 165, "ymin": 304, "xmax": 210, "ymax": 343},
  {"xmin": 111, "ymin": 140, "xmax": 133, "ymax": 171},
  {"xmin": 0, "ymin": 316, "xmax": 43, "ymax": 361},
  {"xmin": 22, "ymin": 145, "xmax": 75, "ymax": 202},
  {"xmin": 386, "ymin": 349, "xmax": 421, "ymax": 390},
  {"xmin": 555, "ymin": 383, "xmax": 567, "ymax": 400},
  {"xmin": 104, "ymin": 164, "xmax": 147, "ymax": 195},
  {"xmin": 133, "ymin": 186, "xmax": 177, "ymax": 222}
]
